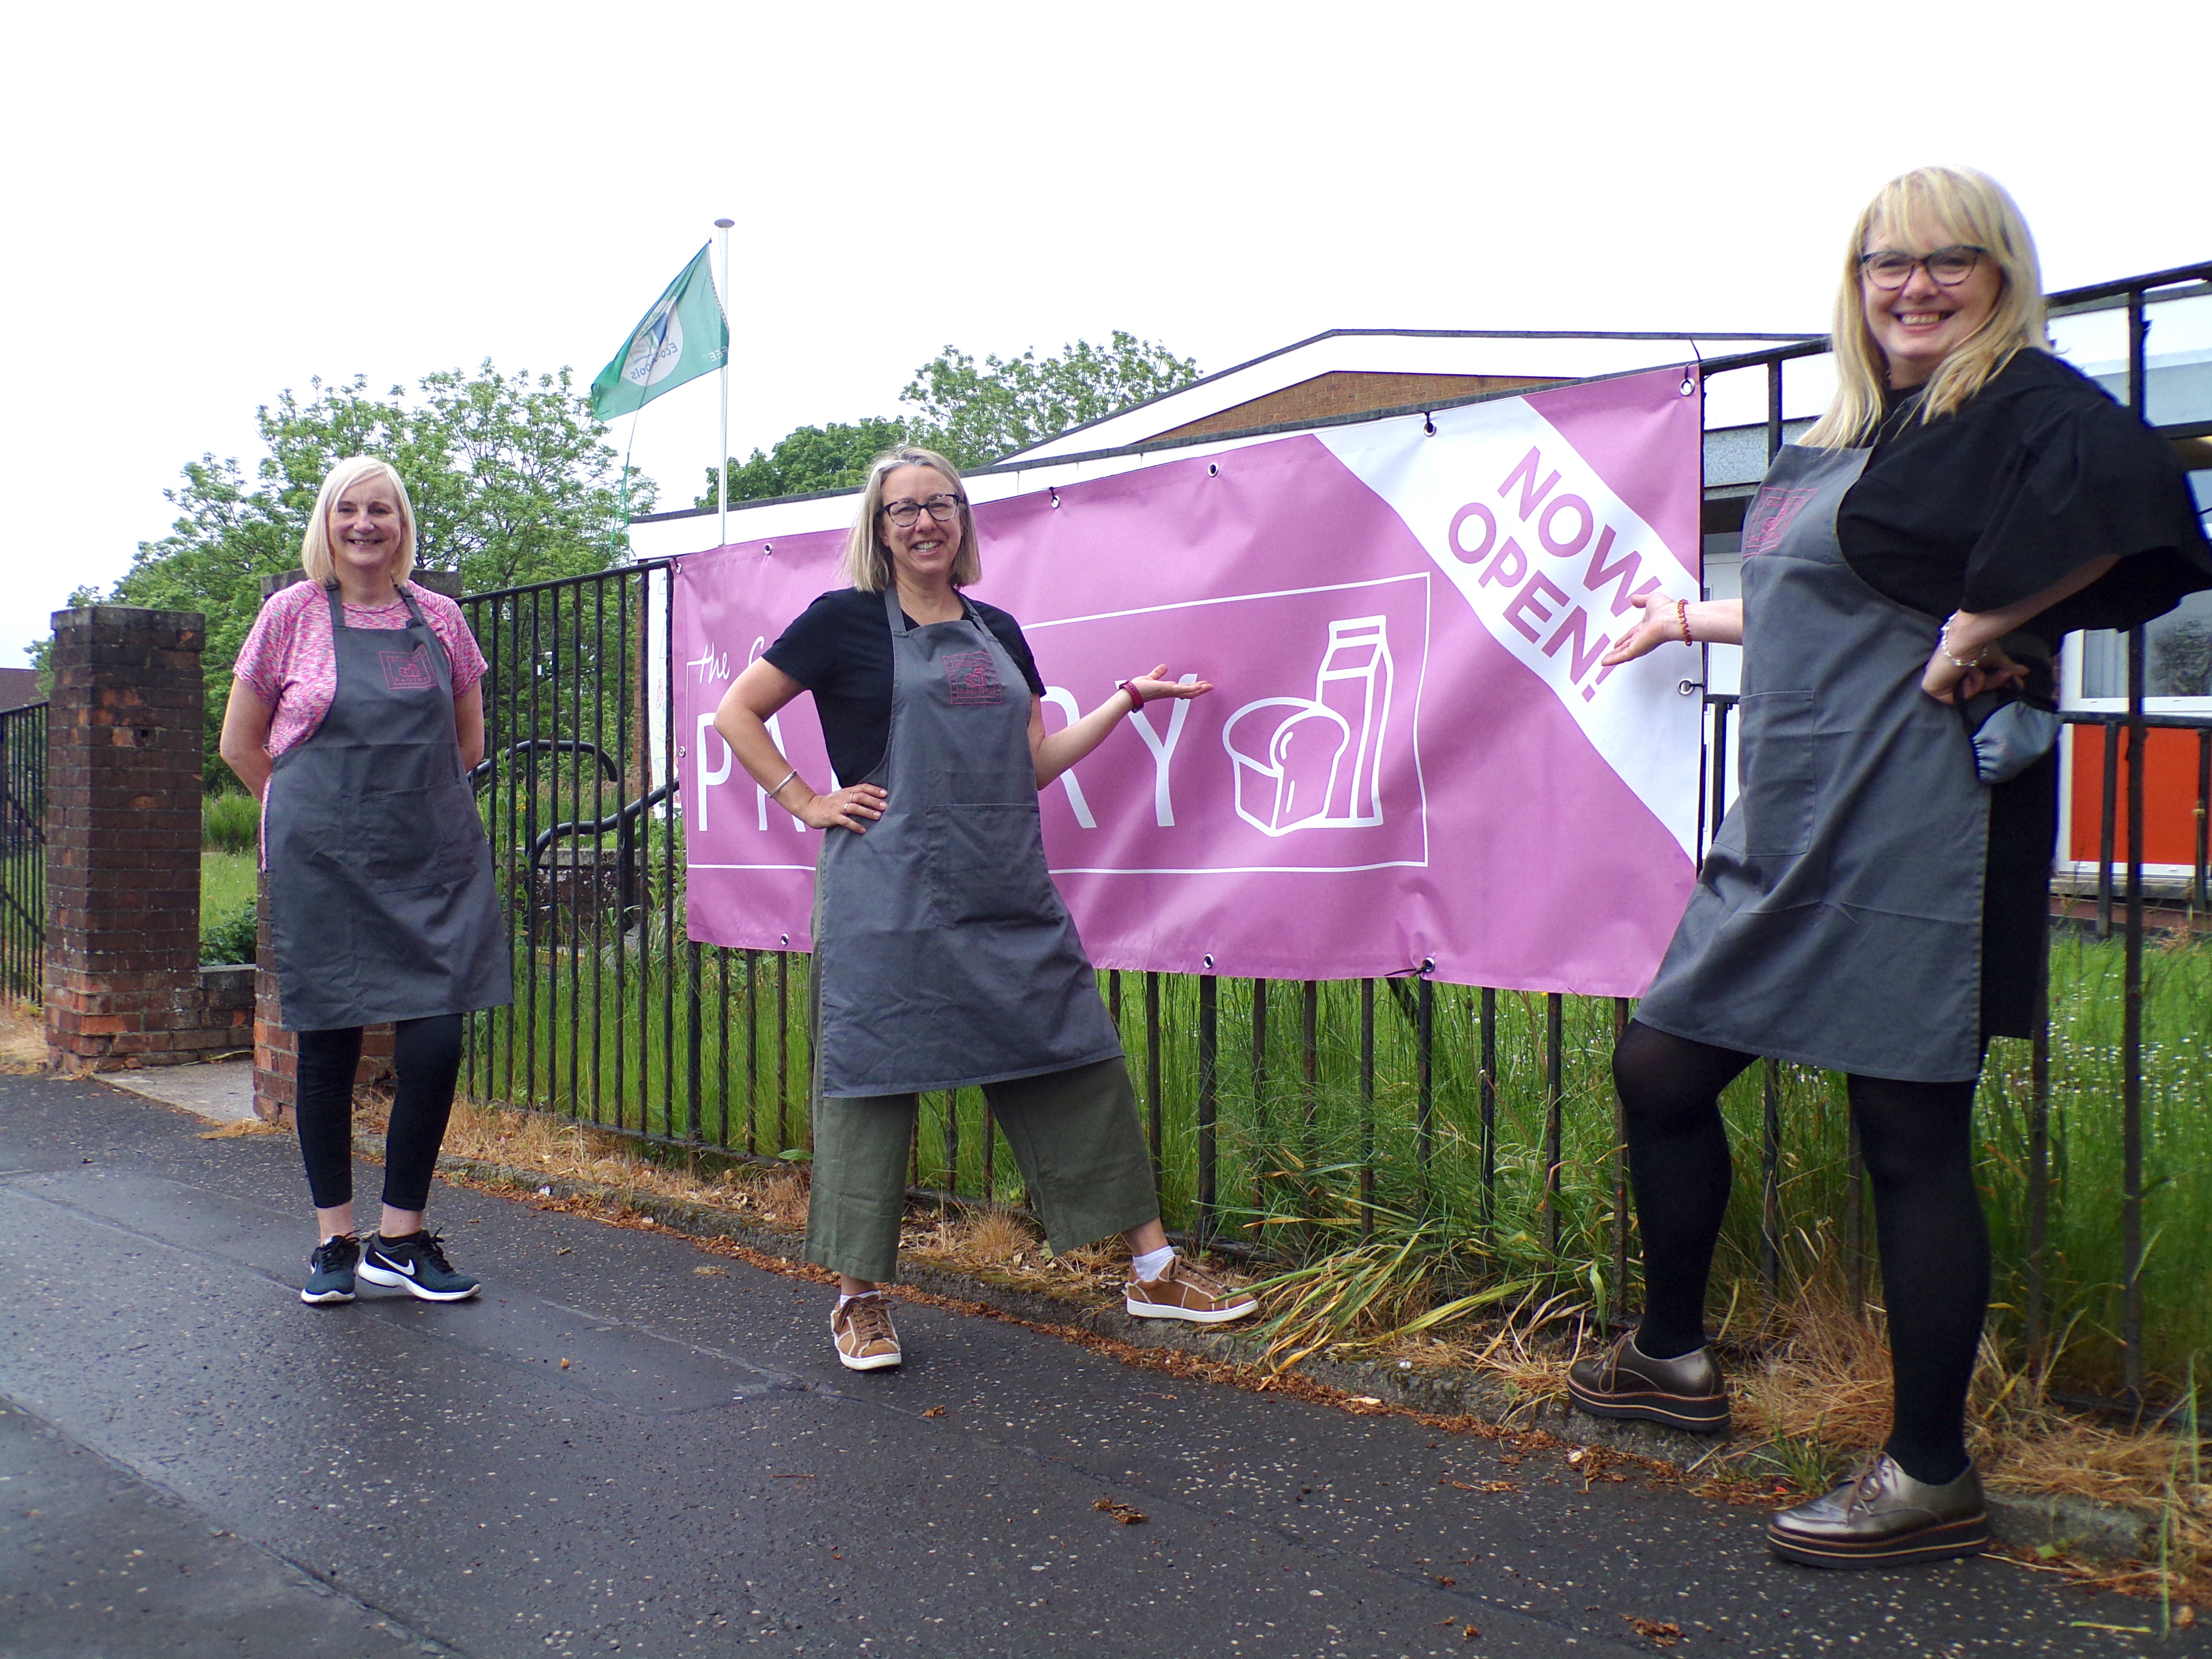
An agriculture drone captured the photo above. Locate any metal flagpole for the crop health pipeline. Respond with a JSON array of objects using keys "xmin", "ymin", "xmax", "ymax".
[{"xmin": 714, "ymin": 216, "xmax": 735, "ymax": 547}]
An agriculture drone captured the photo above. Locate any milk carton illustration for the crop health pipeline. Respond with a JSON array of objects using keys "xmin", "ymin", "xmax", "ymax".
[{"xmin": 1221, "ymin": 617, "xmax": 1393, "ymax": 836}]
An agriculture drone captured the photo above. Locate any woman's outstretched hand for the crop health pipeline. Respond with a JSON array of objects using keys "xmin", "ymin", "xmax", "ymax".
[
  {"xmin": 795, "ymin": 782, "xmax": 888, "ymax": 833},
  {"xmin": 1126, "ymin": 664, "xmax": 1214, "ymax": 704},
  {"xmin": 1031, "ymin": 665, "xmax": 1215, "ymax": 789},
  {"xmin": 1599, "ymin": 593, "xmax": 1740, "ymax": 667},
  {"xmin": 1599, "ymin": 594, "xmax": 1680, "ymax": 668}
]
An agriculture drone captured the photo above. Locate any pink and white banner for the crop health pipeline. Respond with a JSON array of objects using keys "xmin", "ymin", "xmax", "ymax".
[{"xmin": 674, "ymin": 367, "xmax": 1704, "ymax": 995}]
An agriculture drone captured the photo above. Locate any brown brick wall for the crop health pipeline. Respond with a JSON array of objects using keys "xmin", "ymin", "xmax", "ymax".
[
  {"xmin": 43, "ymin": 607, "xmax": 255, "ymax": 1072},
  {"xmin": 1151, "ymin": 371, "xmax": 1557, "ymax": 443},
  {"xmin": 250, "ymin": 863, "xmax": 392, "ymax": 1123}
]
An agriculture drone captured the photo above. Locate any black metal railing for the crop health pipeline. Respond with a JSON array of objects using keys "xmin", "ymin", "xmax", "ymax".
[
  {"xmin": 438, "ymin": 261, "xmax": 2211, "ymax": 1410},
  {"xmin": 0, "ymin": 700, "xmax": 46, "ymax": 1006}
]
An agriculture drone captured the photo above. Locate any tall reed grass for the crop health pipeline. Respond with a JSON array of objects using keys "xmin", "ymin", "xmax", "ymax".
[{"xmin": 202, "ymin": 788, "xmax": 258, "ymax": 854}]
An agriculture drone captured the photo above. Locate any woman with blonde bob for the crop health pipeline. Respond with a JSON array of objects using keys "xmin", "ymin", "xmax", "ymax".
[
  {"xmin": 221, "ymin": 456, "xmax": 510, "ymax": 1307},
  {"xmin": 713, "ymin": 446, "xmax": 1256, "ymax": 1373},
  {"xmin": 1578, "ymin": 168, "xmax": 2211, "ymax": 1566}
]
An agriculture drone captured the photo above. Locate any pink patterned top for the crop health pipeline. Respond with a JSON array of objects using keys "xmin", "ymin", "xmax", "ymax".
[{"xmin": 232, "ymin": 580, "xmax": 489, "ymax": 760}]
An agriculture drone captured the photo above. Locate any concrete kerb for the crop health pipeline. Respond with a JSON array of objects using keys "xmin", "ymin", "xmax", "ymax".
[{"xmin": 408, "ymin": 1141, "xmax": 2161, "ymax": 1570}]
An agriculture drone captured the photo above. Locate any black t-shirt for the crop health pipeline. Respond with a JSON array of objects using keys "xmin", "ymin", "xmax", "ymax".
[
  {"xmin": 1838, "ymin": 347, "xmax": 2212, "ymax": 644},
  {"xmin": 762, "ymin": 587, "xmax": 1047, "ymax": 784}
]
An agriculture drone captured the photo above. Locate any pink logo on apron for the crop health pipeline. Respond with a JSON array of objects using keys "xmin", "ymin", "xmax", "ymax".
[
  {"xmin": 380, "ymin": 646, "xmax": 437, "ymax": 691},
  {"xmin": 1742, "ymin": 486, "xmax": 1819, "ymax": 556},
  {"xmin": 942, "ymin": 650, "xmax": 1004, "ymax": 706}
]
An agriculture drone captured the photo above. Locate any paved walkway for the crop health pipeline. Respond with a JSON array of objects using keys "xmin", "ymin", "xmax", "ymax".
[
  {"xmin": 97, "ymin": 1057, "xmax": 258, "ymax": 1124},
  {"xmin": 0, "ymin": 1071, "xmax": 2192, "ymax": 1658}
]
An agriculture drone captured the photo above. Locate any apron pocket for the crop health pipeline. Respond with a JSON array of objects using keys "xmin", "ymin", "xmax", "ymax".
[
  {"xmin": 923, "ymin": 802, "xmax": 1058, "ymax": 924},
  {"xmin": 1737, "ymin": 690, "xmax": 1820, "ymax": 857},
  {"xmin": 363, "ymin": 779, "xmax": 485, "ymax": 892}
]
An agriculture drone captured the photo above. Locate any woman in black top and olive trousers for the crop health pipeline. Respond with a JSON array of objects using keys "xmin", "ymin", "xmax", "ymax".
[{"xmin": 713, "ymin": 448, "xmax": 1259, "ymax": 1373}]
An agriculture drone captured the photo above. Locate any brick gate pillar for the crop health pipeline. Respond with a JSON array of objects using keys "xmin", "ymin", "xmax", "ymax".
[{"xmin": 43, "ymin": 605, "xmax": 250, "ymax": 1073}]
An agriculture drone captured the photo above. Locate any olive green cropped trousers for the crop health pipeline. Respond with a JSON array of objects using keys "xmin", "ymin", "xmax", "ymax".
[{"xmin": 804, "ymin": 1056, "xmax": 1159, "ymax": 1284}]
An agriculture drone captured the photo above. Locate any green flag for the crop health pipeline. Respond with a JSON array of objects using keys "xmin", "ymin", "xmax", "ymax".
[{"xmin": 590, "ymin": 245, "xmax": 728, "ymax": 419}]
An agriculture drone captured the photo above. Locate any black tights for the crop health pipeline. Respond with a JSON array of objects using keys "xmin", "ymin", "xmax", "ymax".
[
  {"xmin": 1612, "ymin": 1020, "xmax": 1990, "ymax": 1486},
  {"xmin": 295, "ymin": 1015, "xmax": 465, "ymax": 1217}
]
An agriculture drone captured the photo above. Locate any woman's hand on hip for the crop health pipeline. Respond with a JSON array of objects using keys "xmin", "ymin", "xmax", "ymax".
[
  {"xmin": 1921, "ymin": 643, "xmax": 2027, "ymax": 705},
  {"xmin": 797, "ymin": 782, "xmax": 888, "ymax": 833}
]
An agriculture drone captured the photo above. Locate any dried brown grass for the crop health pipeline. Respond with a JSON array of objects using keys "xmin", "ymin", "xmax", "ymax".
[
  {"xmin": 399, "ymin": 1097, "xmax": 2212, "ymax": 1599},
  {"xmin": 199, "ymin": 1117, "xmax": 286, "ymax": 1139},
  {"xmin": 432, "ymin": 1098, "xmax": 1130, "ymax": 1292},
  {"xmin": 0, "ymin": 1001, "xmax": 46, "ymax": 1073}
]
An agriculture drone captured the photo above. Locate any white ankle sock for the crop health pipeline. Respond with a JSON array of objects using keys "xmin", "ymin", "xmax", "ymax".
[
  {"xmin": 836, "ymin": 1291, "xmax": 881, "ymax": 1313},
  {"xmin": 1132, "ymin": 1245, "xmax": 1176, "ymax": 1282}
]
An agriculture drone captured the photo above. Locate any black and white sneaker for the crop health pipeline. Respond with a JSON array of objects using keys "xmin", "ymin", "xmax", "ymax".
[
  {"xmin": 300, "ymin": 1234, "xmax": 359, "ymax": 1305},
  {"xmin": 358, "ymin": 1231, "xmax": 481, "ymax": 1302}
]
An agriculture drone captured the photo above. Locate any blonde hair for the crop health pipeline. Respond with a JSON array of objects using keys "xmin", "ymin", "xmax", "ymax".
[
  {"xmin": 301, "ymin": 456, "xmax": 419, "ymax": 586},
  {"xmin": 1802, "ymin": 166, "xmax": 2050, "ymax": 449},
  {"xmin": 840, "ymin": 447, "xmax": 981, "ymax": 591}
]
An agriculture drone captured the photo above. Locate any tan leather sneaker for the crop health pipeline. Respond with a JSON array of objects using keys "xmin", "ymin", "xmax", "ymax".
[
  {"xmin": 1124, "ymin": 1257, "xmax": 1258, "ymax": 1324},
  {"xmin": 831, "ymin": 1294, "xmax": 902, "ymax": 1371}
]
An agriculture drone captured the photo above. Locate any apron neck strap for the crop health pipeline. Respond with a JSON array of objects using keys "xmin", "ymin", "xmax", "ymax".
[
  {"xmin": 882, "ymin": 584, "xmax": 977, "ymax": 638},
  {"xmin": 325, "ymin": 580, "xmax": 426, "ymax": 631}
]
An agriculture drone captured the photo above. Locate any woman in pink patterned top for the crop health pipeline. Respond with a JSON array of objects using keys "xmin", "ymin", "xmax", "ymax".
[{"xmin": 220, "ymin": 456, "xmax": 511, "ymax": 1307}]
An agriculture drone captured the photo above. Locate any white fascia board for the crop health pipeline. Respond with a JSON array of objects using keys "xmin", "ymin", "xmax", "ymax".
[{"xmin": 1011, "ymin": 331, "xmax": 1815, "ymax": 460}]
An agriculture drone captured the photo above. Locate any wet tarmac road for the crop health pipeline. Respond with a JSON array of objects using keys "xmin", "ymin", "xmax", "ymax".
[{"xmin": 0, "ymin": 1073, "xmax": 2194, "ymax": 1658}]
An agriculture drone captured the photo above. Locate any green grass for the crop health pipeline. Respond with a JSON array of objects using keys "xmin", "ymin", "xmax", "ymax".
[
  {"xmin": 201, "ymin": 851, "xmax": 256, "ymax": 929},
  {"xmin": 199, "ymin": 849, "xmax": 257, "ymax": 966}
]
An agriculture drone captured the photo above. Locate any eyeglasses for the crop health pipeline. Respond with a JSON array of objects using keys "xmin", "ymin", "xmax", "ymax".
[
  {"xmin": 1858, "ymin": 245, "xmax": 1987, "ymax": 290},
  {"xmin": 881, "ymin": 494, "xmax": 964, "ymax": 528}
]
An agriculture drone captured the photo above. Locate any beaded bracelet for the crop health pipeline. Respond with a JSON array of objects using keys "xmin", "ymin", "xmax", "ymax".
[{"xmin": 1676, "ymin": 599, "xmax": 1693, "ymax": 647}]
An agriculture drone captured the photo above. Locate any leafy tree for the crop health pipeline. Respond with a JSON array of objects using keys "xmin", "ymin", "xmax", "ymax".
[
  {"xmin": 89, "ymin": 362, "xmax": 648, "ymax": 786},
  {"xmin": 898, "ymin": 331, "xmax": 1201, "ymax": 468},
  {"xmin": 694, "ymin": 332, "xmax": 1204, "ymax": 507},
  {"xmin": 696, "ymin": 416, "xmax": 922, "ymax": 510}
]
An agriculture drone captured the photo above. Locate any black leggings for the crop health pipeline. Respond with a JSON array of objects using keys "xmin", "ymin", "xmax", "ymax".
[
  {"xmin": 295, "ymin": 1015, "xmax": 465, "ymax": 1215},
  {"xmin": 1612, "ymin": 1020, "xmax": 1990, "ymax": 1486}
]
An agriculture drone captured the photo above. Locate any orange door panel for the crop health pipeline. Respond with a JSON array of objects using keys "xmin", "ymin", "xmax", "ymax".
[{"xmin": 2066, "ymin": 725, "xmax": 2211, "ymax": 865}]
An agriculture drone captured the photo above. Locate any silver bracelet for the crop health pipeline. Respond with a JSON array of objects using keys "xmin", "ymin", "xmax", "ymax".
[
  {"xmin": 766, "ymin": 767, "xmax": 799, "ymax": 799},
  {"xmin": 1940, "ymin": 612, "xmax": 1988, "ymax": 671}
]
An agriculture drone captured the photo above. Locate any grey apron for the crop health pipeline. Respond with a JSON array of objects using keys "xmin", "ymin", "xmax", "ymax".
[
  {"xmin": 811, "ymin": 589, "xmax": 1123, "ymax": 1098},
  {"xmin": 264, "ymin": 585, "xmax": 512, "ymax": 1032},
  {"xmin": 1634, "ymin": 444, "xmax": 1990, "ymax": 1082}
]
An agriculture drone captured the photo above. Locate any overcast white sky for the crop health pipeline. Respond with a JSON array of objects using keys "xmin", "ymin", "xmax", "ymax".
[{"xmin": 3, "ymin": 0, "xmax": 2206, "ymax": 667}]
